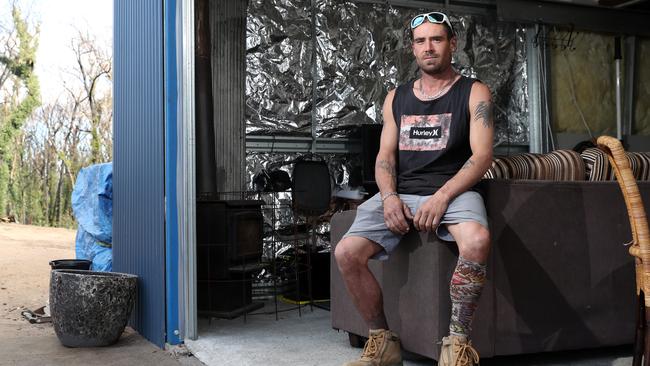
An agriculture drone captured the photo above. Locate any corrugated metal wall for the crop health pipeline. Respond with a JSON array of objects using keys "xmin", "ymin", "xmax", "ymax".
[
  {"xmin": 113, "ymin": 0, "xmax": 167, "ymax": 347},
  {"xmin": 211, "ymin": 0, "xmax": 246, "ymax": 194}
]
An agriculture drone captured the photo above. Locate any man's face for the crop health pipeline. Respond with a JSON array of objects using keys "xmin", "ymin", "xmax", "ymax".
[{"xmin": 411, "ymin": 22, "xmax": 456, "ymax": 75}]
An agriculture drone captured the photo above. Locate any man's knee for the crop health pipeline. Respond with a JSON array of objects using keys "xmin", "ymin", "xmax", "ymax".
[
  {"xmin": 334, "ymin": 237, "xmax": 373, "ymax": 273},
  {"xmin": 457, "ymin": 225, "xmax": 491, "ymax": 262}
]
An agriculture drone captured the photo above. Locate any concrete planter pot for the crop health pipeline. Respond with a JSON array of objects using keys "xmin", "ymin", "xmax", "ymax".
[{"xmin": 50, "ymin": 269, "xmax": 138, "ymax": 347}]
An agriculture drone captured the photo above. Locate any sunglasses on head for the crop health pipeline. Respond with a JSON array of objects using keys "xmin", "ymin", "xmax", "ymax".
[{"xmin": 410, "ymin": 12, "xmax": 454, "ymax": 35}]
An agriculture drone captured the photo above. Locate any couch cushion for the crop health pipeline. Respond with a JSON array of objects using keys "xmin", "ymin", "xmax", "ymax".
[
  {"xmin": 581, "ymin": 147, "xmax": 650, "ymax": 181},
  {"xmin": 581, "ymin": 147, "xmax": 614, "ymax": 181},
  {"xmin": 630, "ymin": 152, "xmax": 650, "ymax": 180},
  {"xmin": 484, "ymin": 150, "xmax": 585, "ymax": 181},
  {"xmin": 538, "ymin": 149, "xmax": 586, "ymax": 181},
  {"xmin": 484, "ymin": 153, "xmax": 538, "ymax": 180}
]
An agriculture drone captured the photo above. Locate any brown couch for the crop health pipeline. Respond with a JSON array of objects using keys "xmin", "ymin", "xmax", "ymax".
[{"xmin": 330, "ymin": 148, "xmax": 650, "ymax": 360}]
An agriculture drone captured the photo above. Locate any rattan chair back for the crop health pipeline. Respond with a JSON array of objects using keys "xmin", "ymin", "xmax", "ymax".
[{"xmin": 597, "ymin": 135, "xmax": 650, "ymax": 302}]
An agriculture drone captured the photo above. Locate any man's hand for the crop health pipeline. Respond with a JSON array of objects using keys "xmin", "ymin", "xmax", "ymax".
[
  {"xmin": 413, "ymin": 191, "xmax": 450, "ymax": 232},
  {"xmin": 383, "ymin": 195, "xmax": 413, "ymax": 235}
]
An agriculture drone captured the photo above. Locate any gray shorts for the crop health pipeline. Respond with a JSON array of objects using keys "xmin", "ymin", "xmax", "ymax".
[{"xmin": 342, "ymin": 191, "xmax": 488, "ymax": 261}]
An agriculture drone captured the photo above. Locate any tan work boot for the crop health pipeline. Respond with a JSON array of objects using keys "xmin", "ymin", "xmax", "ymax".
[
  {"xmin": 438, "ymin": 335, "xmax": 480, "ymax": 366},
  {"xmin": 343, "ymin": 329, "xmax": 403, "ymax": 366}
]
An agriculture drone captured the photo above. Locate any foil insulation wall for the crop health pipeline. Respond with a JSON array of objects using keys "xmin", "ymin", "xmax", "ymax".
[
  {"xmin": 246, "ymin": 0, "xmax": 313, "ymax": 135},
  {"xmin": 246, "ymin": 0, "xmax": 529, "ymax": 144}
]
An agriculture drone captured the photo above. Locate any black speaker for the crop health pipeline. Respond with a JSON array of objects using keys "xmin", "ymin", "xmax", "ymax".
[{"xmin": 292, "ymin": 160, "xmax": 331, "ymax": 217}]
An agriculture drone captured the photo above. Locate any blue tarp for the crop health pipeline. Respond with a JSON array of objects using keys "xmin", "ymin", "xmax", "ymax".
[{"xmin": 72, "ymin": 163, "xmax": 113, "ymax": 271}]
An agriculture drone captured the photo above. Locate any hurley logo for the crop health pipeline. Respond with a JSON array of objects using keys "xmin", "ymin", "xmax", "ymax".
[{"xmin": 409, "ymin": 126, "xmax": 441, "ymax": 139}]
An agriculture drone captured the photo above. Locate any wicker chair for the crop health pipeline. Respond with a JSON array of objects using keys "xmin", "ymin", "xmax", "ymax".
[{"xmin": 597, "ymin": 135, "xmax": 650, "ymax": 366}]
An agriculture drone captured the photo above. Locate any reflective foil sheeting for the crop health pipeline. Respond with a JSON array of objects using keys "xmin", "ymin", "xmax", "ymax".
[
  {"xmin": 313, "ymin": 3, "xmax": 529, "ymax": 142},
  {"xmin": 246, "ymin": 0, "xmax": 313, "ymax": 135},
  {"xmin": 452, "ymin": 17, "xmax": 529, "ymax": 144},
  {"xmin": 502, "ymin": 27, "xmax": 529, "ymax": 145},
  {"xmin": 314, "ymin": 2, "xmax": 416, "ymax": 137},
  {"xmin": 246, "ymin": 0, "xmax": 529, "ymax": 143}
]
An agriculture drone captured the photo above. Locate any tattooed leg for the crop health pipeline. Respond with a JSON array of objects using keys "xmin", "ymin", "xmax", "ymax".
[{"xmin": 449, "ymin": 256, "xmax": 487, "ymax": 337}]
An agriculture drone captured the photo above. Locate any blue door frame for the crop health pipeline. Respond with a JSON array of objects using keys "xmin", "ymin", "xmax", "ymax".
[{"xmin": 164, "ymin": 0, "xmax": 181, "ymax": 346}]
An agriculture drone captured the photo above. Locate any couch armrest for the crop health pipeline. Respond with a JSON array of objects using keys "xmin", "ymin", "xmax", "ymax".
[{"xmin": 486, "ymin": 179, "xmax": 636, "ymax": 354}]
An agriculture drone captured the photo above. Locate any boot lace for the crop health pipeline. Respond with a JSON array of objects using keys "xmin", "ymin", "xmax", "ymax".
[
  {"xmin": 453, "ymin": 339, "xmax": 480, "ymax": 366},
  {"xmin": 360, "ymin": 332, "xmax": 385, "ymax": 360}
]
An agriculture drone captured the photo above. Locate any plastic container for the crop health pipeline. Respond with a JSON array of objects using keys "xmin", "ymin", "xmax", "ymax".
[{"xmin": 49, "ymin": 259, "xmax": 92, "ymax": 271}]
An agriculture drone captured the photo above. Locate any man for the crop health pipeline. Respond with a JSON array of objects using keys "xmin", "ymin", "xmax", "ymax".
[{"xmin": 334, "ymin": 11, "xmax": 493, "ymax": 366}]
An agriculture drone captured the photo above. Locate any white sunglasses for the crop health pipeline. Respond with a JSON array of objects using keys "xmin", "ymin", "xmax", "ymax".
[{"xmin": 410, "ymin": 12, "xmax": 454, "ymax": 35}]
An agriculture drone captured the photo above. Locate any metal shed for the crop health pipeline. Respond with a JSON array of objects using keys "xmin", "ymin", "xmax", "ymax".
[{"xmin": 113, "ymin": 0, "xmax": 649, "ymax": 349}]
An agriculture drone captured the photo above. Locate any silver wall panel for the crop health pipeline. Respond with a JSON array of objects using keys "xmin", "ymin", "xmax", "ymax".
[{"xmin": 114, "ymin": 0, "xmax": 166, "ymax": 347}]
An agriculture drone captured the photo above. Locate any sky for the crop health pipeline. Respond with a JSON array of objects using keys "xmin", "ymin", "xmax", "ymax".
[{"xmin": 0, "ymin": 0, "xmax": 113, "ymax": 103}]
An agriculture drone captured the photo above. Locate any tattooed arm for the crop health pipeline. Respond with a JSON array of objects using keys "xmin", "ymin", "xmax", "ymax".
[
  {"xmin": 413, "ymin": 82, "xmax": 494, "ymax": 232},
  {"xmin": 375, "ymin": 90, "xmax": 413, "ymax": 235}
]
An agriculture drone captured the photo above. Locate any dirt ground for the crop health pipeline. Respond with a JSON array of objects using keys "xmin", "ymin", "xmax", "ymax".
[
  {"xmin": 0, "ymin": 222, "xmax": 76, "ymax": 337},
  {"xmin": 0, "ymin": 222, "xmax": 203, "ymax": 366}
]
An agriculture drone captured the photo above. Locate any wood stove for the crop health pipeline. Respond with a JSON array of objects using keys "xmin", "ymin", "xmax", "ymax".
[{"xmin": 196, "ymin": 200, "xmax": 265, "ymax": 318}]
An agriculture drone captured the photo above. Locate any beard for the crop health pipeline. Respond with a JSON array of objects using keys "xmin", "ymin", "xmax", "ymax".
[
  {"xmin": 421, "ymin": 63, "xmax": 444, "ymax": 75},
  {"xmin": 418, "ymin": 54, "xmax": 451, "ymax": 75}
]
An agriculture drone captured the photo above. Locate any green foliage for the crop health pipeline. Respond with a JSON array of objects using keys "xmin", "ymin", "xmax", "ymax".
[
  {"xmin": 0, "ymin": 7, "xmax": 40, "ymax": 147},
  {"xmin": 0, "ymin": 6, "xmax": 41, "ymax": 218},
  {"xmin": 1, "ymin": 7, "xmax": 112, "ymax": 227},
  {"xmin": 0, "ymin": 163, "xmax": 8, "ymax": 214}
]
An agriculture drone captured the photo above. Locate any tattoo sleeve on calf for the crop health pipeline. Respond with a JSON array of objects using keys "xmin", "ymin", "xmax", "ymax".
[
  {"xmin": 474, "ymin": 101, "xmax": 494, "ymax": 128},
  {"xmin": 449, "ymin": 256, "xmax": 487, "ymax": 336},
  {"xmin": 377, "ymin": 159, "xmax": 396, "ymax": 178}
]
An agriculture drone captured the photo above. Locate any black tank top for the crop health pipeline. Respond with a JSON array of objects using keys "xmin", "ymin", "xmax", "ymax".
[{"xmin": 392, "ymin": 75, "xmax": 477, "ymax": 195}]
